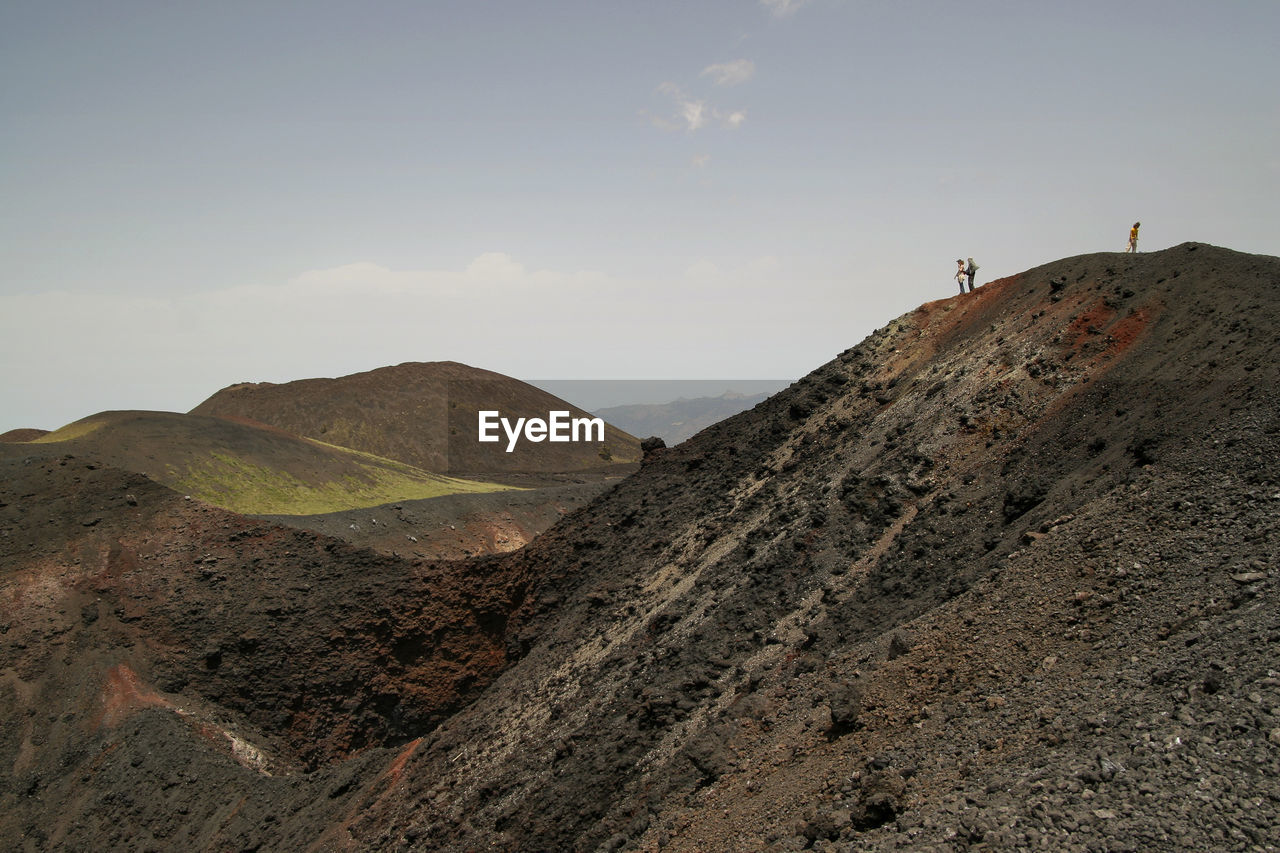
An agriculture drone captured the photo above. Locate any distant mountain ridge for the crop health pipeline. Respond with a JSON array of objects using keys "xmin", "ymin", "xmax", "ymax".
[{"xmin": 595, "ymin": 390, "xmax": 774, "ymax": 445}]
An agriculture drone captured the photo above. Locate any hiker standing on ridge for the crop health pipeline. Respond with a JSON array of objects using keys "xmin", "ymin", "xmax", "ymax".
[
  {"xmin": 965, "ymin": 258, "xmax": 979, "ymax": 292},
  {"xmin": 955, "ymin": 259, "xmax": 967, "ymax": 294},
  {"xmin": 1127, "ymin": 222, "xmax": 1140, "ymax": 253}
]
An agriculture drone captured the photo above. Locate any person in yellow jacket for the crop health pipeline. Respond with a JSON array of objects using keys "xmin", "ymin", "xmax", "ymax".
[{"xmin": 1127, "ymin": 222, "xmax": 1140, "ymax": 253}]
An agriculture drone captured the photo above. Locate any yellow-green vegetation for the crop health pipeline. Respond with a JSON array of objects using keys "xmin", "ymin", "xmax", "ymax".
[
  {"xmin": 303, "ymin": 436, "xmax": 418, "ymax": 465},
  {"xmin": 30, "ymin": 417, "xmax": 106, "ymax": 443},
  {"xmin": 25, "ymin": 411, "xmax": 517, "ymax": 516},
  {"xmin": 176, "ymin": 452, "xmax": 513, "ymax": 516}
]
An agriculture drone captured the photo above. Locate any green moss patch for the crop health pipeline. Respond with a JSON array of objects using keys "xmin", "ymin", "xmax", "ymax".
[{"xmin": 176, "ymin": 452, "xmax": 512, "ymax": 515}]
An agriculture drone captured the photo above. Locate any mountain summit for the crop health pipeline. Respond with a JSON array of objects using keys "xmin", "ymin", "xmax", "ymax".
[
  {"xmin": 3, "ymin": 243, "xmax": 1277, "ymax": 851},
  {"xmin": 191, "ymin": 360, "xmax": 640, "ymax": 476}
]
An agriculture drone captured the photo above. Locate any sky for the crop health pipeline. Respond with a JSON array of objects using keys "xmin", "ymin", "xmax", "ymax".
[{"xmin": 2, "ymin": 0, "xmax": 1278, "ymax": 432}]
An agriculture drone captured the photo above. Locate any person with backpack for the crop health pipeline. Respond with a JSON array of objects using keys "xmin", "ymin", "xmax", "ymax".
[{"xmin": 965, "ymin": 258, "xmax": 979, "ymax": 291}]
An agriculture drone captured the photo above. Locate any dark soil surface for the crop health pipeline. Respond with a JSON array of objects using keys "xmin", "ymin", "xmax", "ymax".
[
  {"xmin": 3, "ymin": 243, "xmax": 1278, "ymax": 852},
  {"xmin": 257, "ymin": 481, "xmax": 616, "ymax": 559},
  {"xmin": 0, "ymin": 447, "xmax": 556, "ymax": 849}
]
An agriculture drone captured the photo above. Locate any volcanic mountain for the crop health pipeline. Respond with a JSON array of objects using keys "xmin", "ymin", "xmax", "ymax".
[
  {"xmin": 0, "ymin": 428, "xmax": 48, "ymax": 442},
  {"xmin": 2, "ymin": 243, "xmax": 1277, "ymax": 851},
  {"xmin": 5, "ymin": 363, "xmax": 643, "ymax": 558},
  {"xmin": 191, "ymin": 361, "xmax": 641, "ymax": 477}
]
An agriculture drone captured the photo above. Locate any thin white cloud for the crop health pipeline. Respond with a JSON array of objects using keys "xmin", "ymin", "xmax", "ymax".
[
  {"xmin": 692, "ymin": 153, "xmax": 711, "ymax": 168},
  {"xmin": 654, "ymin": 82, "xmax": 704, "ymax": 131},
  {"xmin": 681, "ymin": 99, "xmax": 709, "ymax": 131},
  {"xmin": 760, "ymin": 0, "xmax": 810, "ymax": 16},
  {"xmin": 701, "ymin": 59, "xmax": 755, "ymax": 87},
  {"xmin": 654, "ymin": 83, "xmax": 746, "ymax": 132}
]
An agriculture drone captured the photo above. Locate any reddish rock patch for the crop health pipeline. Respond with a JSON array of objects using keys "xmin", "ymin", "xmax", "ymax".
[{"xmin": 95, "ymin": 663, "xmax": 169, "ymax": 730}]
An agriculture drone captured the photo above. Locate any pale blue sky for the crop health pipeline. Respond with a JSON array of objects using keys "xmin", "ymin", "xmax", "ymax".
[{"xmin": 2, "ymin": 0, "xmax": 1277, "ymax": 432}]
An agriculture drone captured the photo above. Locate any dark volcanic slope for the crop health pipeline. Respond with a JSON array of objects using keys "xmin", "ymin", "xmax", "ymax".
[
  {"xmin": 0, "ymin": 447, "xmax": 543, "ymax": 850},
  {"xmin": 341, "ymin": 243, "xmax": 1280, "ymax": 851},
  {"xmin": 192, "ymin": 360, "xmax": 640, "ymax": 475},
  {"xmin": 4, "ymin": 244, "xmax": 1278, "ymax": 852}
]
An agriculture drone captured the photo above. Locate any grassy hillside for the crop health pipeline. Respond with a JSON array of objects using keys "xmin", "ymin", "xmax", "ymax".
[{"xmin": 31, "ymin": 410, "xmax": 513, "ymax": 515}]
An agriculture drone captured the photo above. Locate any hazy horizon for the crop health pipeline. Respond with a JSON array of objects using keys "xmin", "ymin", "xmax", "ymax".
[{"xmin": 3, "ymin": 1, "xmax": 1278, "ymax": 432}]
